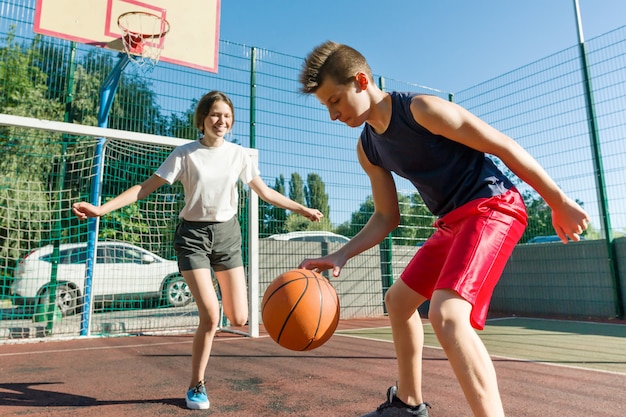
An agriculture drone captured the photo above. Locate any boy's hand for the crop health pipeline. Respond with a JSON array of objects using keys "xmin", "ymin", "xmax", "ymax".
[
  {"xmin": 551, "ymin": 197, "xmax": 590, "ymax": 243},
  {"xmin": 299, "ymin": 252, "xmax": 346, "ymax": 278}
]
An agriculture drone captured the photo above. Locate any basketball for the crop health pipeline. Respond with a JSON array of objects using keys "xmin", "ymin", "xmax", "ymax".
[{"xmin": 261, "ymin": 269, "xmax": 340, "ymax": 351}]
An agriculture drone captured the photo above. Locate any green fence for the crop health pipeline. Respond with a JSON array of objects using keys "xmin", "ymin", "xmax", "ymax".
[{"xmin": 1, "ymin": 0, "xmax": 626, "ymax": 341}]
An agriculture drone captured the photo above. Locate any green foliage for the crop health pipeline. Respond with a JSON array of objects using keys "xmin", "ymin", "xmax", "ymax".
[
  {"xmin": 520, "ymin": 189, "xmax": 588, "ymax": 242},
  {"xmin": 0, "ymin": 30, "xmax": 64, "ymax": 119},
  {"xmin": 259, "ymin": 171, "xmax": 334, "ymax": 235},
  {"xmin": 305, "ymin": 173, "xmax": 329, "ymax": 218},
  {"xmin": 98, "ymin": 200, "xmax": 150, "ymax": 243},
  {"xmin": 0, "ymin": 30, "xmax": 68, "ymax": 291},
  {"xmin": 288, "ymin": 172, "xmax": 305, "ymax": 204},
  {"xmin": 259, "ymin": 174, "xmax": 288, "ymax": 236},
  {"xmin": 520, "ymin": 190, "xmax": 552, "ymax": 242},
  {"xmin": 336, "ymin": 192, "xmax": 435, "ymax": 246}
]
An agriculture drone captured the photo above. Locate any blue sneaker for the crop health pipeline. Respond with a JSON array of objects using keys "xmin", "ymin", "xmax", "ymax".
[{"xmin": 186, "ymin": 380, "xmax": 210, "ymax": 410}]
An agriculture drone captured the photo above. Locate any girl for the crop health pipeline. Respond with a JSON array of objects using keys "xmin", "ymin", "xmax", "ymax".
[{"xmin": 72, "ymin": 90, "xmax": 323, "ymax": 410}]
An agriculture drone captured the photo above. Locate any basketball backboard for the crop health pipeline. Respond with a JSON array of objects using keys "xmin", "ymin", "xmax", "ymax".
[{"xmin": 34, "ymin": 0, "xmax": 220, "ymax": 72}]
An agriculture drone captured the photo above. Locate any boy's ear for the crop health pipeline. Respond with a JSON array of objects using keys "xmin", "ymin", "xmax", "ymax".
[{"xmin": 356, "ymin": 72, "xmax": 369, "ymax": 90}]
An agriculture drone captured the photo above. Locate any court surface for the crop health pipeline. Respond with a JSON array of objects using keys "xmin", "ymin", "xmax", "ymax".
[{"xmin": 0, "ymin": 316, "xmax": 624, "ymax": 416}]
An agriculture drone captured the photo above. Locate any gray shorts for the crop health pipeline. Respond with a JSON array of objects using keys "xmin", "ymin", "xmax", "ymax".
[{"xmin": 173, "ymin": 216, "xmax": 243, "ymax": 272}]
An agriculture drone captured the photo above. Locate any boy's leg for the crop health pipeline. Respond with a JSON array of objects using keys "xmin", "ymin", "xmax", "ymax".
[
  {"xmin": 429, "ymin": 290, "xmax": 503, "ymax": 417},
  {"xmin": 425, "ymin": 190, "xmax": 526, "ymax": 416},
  {"xmin": 384, "ymin": 280, "xmax": 429, "ymax": 406}
]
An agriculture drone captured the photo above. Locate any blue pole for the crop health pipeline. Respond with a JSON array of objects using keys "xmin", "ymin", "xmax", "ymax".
[{"xmin": 81, "ymin": 54, "xmax": 130, "ymax": 335}]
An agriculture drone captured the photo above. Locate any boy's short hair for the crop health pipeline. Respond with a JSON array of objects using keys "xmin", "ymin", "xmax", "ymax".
[
  {"xmin": 299, "ymin": 41, "xmax": 373, "ymax": 94},
  {"xmin": 194, "ymin": 91, "xmax": 235, "ymax": 133}
]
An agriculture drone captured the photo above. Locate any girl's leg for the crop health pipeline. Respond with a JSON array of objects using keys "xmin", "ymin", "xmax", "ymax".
[
  {"xmin": 181, "ymin": 268, "xmax": 220, "ymax": 388},
  {"xmin": 214, "ymin": 266, "xmax": 248, "ymax": 326}
]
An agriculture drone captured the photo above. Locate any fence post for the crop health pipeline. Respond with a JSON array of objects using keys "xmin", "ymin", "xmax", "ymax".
[
  {"xmin": 249, "ymin": 47, "xmax": 257, "ymax": 149},
  {"xmin": 574, "ymin": 0, "xmax": 624, "ymax": 318}
]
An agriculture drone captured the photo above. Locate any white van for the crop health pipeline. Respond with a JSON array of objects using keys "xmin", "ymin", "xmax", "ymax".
[{"xmin": 265, "ymin": 231, "xmax": 350, "ymax": 244}]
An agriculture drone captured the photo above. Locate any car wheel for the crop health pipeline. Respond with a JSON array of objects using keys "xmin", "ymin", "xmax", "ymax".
[
  {"xmin": 38, "ymin": 283, "xmax": 80, "ymax": 317},
  {"xmin": 55, "ymin": 283, "xmax": 81, "ymax": 316},
  {"xmin": 162, "ymin": 275, "xmax": 192, "ymax": 307}
]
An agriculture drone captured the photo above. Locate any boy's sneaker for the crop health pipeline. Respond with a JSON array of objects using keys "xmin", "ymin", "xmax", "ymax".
[
  {"xmin": 360, "ymin": 386, "xmax": 431, "ymax": 417},
  {"xmin": 185, "ymin": 380, "xmax": 210, "ymax": 410}
]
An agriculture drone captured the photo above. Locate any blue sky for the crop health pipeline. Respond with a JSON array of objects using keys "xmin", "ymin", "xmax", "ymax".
[
  {"xmin": 217, "ymin": 1, "xmax": 626, "ymax": 230},
  {"xmin": 220, "ymin": 0, "xmax": 626, "ymax": 93}
]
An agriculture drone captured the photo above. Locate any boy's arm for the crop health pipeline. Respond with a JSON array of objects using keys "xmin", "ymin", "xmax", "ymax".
[
  {"xmin": 411, "ymin": 94, "xmax": 590, "ymax": 242},
  {"xmin": 300, "ymin": 140, "xmax": 400, "ymax": 277}
]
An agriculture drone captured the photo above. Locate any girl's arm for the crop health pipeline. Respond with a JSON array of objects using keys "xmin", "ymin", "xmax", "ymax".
[
  {"xmin": 72, "ymin": 174, "xmax": 167, "ymax": 220},
  {"xmin": 247, "ymin": 176, "xmax": 323, "ymax": 222}
]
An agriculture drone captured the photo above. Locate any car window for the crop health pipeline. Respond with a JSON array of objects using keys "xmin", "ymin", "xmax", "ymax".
[
  {"xmin": 108, "ymin": 246, "xmax": 146, "ymax": 264},
  {"xmin": 40, "ymin": 246, "xmax": 88, "ymax": 264},
  {"xmin": 65, "ymin": 247, "xmax": 88, "ymax": 264},
  {"xmin": 291, "ymin": 236, "xmax": 326, "ymax": 242},
  {"xmin": 96, "ymin": 246, "xmax": 108, "ymax": 263},
  {"xmin": 41, "ymin": 244, "xmax": 155, "ymax": 264}
]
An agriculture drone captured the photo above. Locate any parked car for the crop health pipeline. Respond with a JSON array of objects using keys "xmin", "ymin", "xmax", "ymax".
[
  {"xmin": 265, "ymin": 231, "xmax": 350, "ymax": 244},
  {"xmin": 11, "ymin": 241, "xmax": 191, "ymax": 316},
  {"xmin": 526, "ymin": 235, "xmax": 585, "ymax": 244}
]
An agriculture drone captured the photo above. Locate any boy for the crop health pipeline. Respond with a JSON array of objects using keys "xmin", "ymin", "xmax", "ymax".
[{"xmin": 297, "ymin": 41, "xmax": 589, "ymax": 417}]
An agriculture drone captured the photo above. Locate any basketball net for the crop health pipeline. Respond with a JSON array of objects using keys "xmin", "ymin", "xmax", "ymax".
[{"xmin": 118, "ymin": 11, "xmax": 170, "ymax": 72}]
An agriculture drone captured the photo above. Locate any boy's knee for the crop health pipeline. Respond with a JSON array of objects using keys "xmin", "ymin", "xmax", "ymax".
[{"xmin": 383, "ymin": 286, "xmax": 400, "ymax": 312}]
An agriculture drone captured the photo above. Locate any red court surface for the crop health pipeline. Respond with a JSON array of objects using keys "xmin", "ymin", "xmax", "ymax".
[{"xmin": 0, "ymin": 318, "xmax": 624, "ymax": 416}]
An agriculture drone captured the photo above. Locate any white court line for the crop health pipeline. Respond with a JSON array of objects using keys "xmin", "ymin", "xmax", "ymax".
[
  {"xmin": 0, "ymin": 333, "xmax": 269, "ymax": 357},
  {"xmin": 335, "ymin": 318, "xmax": 626, "ymax": 377}
]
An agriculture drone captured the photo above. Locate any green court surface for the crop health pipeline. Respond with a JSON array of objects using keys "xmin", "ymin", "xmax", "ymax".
[{"xmin": 338, "ymin": 317, "xmax": 626, "ymax": 374}]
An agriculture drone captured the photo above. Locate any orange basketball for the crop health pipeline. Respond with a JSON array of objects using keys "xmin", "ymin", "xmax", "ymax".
[{"xmin": 261, "ymin": 269, "xmax": 340, "ymax": 351}]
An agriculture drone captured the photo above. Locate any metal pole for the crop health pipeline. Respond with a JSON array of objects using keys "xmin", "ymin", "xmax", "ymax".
[
  {"xmin": 573, "ymin": 0, "xmax": 624, "ymax": 318},
  {"xmin": 81, "ymin": 54, "xmax": 131, "ymax": 335},
  {"xmin": 39, "ymin": 42, "xmax": 78, "ymax": 333},
  {"xmin": 249, "ymin": 47, "xmax": 257, "ymax": 149}
]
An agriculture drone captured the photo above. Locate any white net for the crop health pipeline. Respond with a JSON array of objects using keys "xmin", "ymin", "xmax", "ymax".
[
  {"xmin": 117, "ymin": 11, "xmax": 170, "ymax": 71},
  {"xmin": 0, "ymin": 115, "xmax": 259, "ymax": 341}
]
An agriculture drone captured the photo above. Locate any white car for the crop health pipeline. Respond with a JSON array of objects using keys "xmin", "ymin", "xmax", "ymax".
[
  {"xmin": 11, "ymin": 241, "xmax": 191, "ymax": 316},
  {"xmin": 266, "ymin": 231, "xmax": 350, "ymax": 244}
]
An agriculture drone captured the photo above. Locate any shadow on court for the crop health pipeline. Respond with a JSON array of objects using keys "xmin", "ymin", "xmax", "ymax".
[
  {"xmin": 0, "ymin": 317, "xmax": 624, "ymax": 416},
  {"xmin": 0, "ymin": 381, "xmax": 184, "ymax": 409}
]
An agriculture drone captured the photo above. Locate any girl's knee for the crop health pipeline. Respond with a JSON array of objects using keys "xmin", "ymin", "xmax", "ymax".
[
  {"xmin": 223, "ymin": 306, "xmax": 248, "ymax": 327},
  {"xmin": 228, "ymin": 313, "xmax": 248, "ymax": 327},
  {"xmin": 197, "ymin": 317, "xmax": 219, "ymax": 334}
]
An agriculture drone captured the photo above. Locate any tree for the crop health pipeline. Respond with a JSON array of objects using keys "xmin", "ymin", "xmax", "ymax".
[
  {"xmin": 336, "ymin": 191, "xmax": 435, "ymax": 246},
  {"xmin": 305, "ymin": 173, "xmax": 329, "ymax": 218},
  {"xmin": 520, "ymin": 189, "xmax": 587, "ymax": 242},
  {"xmin": 0, "ymin": 31, "xmax": 66, "ymax": 291},
  {"xmin": 288, "ymin": 172, "xmax": 305, "ymax": 204},
  {"xmin": 259, "ymin": 174, "xmax": 288, "ymax": 236}
]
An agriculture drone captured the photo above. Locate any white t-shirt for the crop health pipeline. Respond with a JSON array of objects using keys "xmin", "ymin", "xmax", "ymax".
[{"xmin": 155, "ymin": 140, "xmax": 260, "ymax": 222}]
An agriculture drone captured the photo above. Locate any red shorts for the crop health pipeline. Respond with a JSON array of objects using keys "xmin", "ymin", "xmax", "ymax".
[{"xmin": 401, "ymin": 188, "xmax": 528, "ymax": 330}]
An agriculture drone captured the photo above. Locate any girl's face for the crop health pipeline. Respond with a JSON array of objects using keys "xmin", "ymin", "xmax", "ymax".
[{"xmin": 202, "ymin": 100, "xmax": 233, "ymax": 139}]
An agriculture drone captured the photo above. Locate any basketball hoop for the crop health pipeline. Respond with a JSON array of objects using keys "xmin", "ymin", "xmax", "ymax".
[{"xmin": 118, "ymin": 11, "xmax": 170, "ymax": 71}]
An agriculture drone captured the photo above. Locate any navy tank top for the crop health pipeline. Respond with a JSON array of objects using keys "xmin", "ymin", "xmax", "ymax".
[{"xmin": 360, "ymin": 92, "xmax": 514, "ymax": 216}]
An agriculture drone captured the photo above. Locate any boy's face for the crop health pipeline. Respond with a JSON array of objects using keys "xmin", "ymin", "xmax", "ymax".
[{"xmin": 314, "ymin": 74, "xmax": 370, "ymax": 128}]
